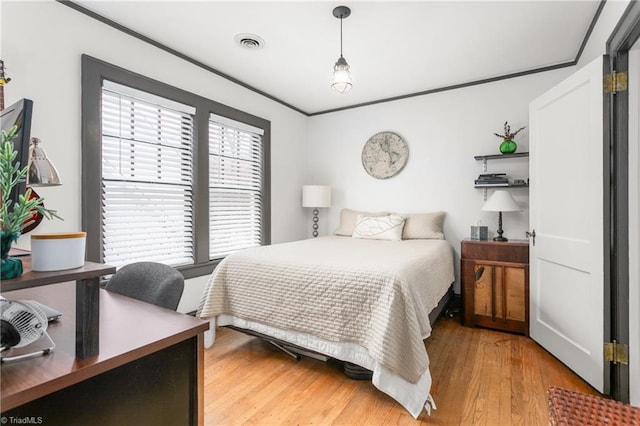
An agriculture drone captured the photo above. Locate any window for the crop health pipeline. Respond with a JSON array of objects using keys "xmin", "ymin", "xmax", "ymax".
[
  {"xmin": 101, "ymin": 81, "xmax": 195, "ymax": 268},
  {"xmin": 209, "ymin": 115, "xmax": 264, "ymax": 258},
  {"xmin": 82, "ymin": 55, "xmax": 270, "ymax": 278}
]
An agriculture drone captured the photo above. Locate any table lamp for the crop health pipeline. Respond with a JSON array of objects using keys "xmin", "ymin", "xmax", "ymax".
[
  {"xmin": 302, "ymin": 185, "xmax": 331, "ymax": 237},
  {"xmin": 481, "ymin": 190, "xmax": 521, "ymax": 242}
]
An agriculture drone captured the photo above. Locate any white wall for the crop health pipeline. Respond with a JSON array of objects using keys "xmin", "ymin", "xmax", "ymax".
[
  {"xmin": 1, "ymin": 1, "xmax": 309, "ymax": 312},
  {"xmin": 307, "ymin": 69, "xmax": 573, "ymax": 291}
]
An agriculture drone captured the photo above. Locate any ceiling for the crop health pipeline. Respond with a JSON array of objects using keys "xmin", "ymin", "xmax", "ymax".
[{"xmin": 70, "ymin": 1, "xmax": 602, "ymax": 116}]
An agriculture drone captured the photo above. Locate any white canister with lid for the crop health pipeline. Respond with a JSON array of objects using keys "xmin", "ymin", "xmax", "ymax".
[{"xmin": 31, "ymin": 232, "xmax": 87, "ymax": 271}]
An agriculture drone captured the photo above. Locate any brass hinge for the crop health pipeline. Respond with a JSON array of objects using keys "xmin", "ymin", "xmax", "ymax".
[
  {"xmin": 604, "ymin": 341, "xmax": 628, "ymax": 364},
  {"xmin": 604, "ymin": 71, "xmax": 628, "ymax": 94}
]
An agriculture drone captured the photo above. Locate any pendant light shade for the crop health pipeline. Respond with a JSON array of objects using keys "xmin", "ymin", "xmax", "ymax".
[
  {"xmin": 331, "ymin": 56, "xmax": 352, "ymax": 94},
  {"xmin": 331, "ymin": 6, "xmax": 352, "ymax": 94}
]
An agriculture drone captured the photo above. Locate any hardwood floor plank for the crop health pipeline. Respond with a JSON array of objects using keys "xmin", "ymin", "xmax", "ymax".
[
  {"xmin": 509, "ymin": 337, "xmax": 526, "ymax": 425},
  {"xmin": 427, "ymin": 316, "xmax": 476, "ymax": 424},
  {"xmin": 451, "ymin": 322, "xmax": 486, "ymax": 424},
  {"xmin": 296, "ymin": 376, "xmax": 359, "ymax": 425},
  {"xmin": 203, "ymin": 317, "xmax": 599, "ymax": 425}
]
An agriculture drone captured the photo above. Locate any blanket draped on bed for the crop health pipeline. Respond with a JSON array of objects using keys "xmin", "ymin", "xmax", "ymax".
[{"xmin": 198, "ymin": 236, "xmax": 454, "ymax": 385}]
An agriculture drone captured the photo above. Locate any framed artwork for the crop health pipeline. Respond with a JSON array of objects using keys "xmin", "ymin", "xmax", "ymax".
[{"xmin": 361, "ymin": 131, "xmax": 408, "ymax": 179}]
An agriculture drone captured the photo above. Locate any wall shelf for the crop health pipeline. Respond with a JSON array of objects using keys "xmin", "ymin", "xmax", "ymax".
[
  {"xmin": 474, "ymin": 152, "xmax": 529, "ymax": 161},
  {"xmin": 474, "ymin": 152, "xmax": 529, "ymax": 200},
  {"xmin": 474, "ymin": 184, "xmax": 528, "ymax": 189}
]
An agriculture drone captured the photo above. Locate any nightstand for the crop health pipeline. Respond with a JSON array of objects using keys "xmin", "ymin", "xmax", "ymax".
[{"xmin": 461, "ymin": 239, "xmax": 530, "ymax": 335}]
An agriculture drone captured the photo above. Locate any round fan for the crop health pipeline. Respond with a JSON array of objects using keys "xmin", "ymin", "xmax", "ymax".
[{"xmin": 0, "ymin": 299, "xmax": 48, "ymax": 350}]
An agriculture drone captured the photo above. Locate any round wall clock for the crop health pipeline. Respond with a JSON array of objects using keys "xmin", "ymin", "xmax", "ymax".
[{"xmin": 361, "ymin": 131, "xmax": 409, "ymax": 179}]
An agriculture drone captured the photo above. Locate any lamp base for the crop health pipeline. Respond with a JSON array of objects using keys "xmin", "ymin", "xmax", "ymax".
[
  {"xmin": 494, "ymin": 211, "xmax": 508, "ymax": 242},
  {"xmin": 312, "ymin": 208, "xmax": 319, "ymax": 238}
]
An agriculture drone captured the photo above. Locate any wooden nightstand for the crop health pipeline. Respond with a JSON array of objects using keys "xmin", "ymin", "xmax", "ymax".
[{"xmin": 461, "ymin": 239, "xmax": 530, "ymax": 335}]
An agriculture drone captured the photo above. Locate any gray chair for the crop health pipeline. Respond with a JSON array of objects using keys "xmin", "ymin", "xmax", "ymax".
[{"xmin": 105, "ymin": 262, "xmax": 184, "ymax": 311}]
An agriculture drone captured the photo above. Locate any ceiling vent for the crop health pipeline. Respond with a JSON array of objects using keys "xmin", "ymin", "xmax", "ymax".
[{"xmin": 234, "ymin": 34, "xmax": 265, "ymax": 50}]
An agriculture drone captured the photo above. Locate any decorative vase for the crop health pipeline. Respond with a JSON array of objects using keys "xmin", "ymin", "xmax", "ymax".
[
  {"xmin": 499, "ymin": 139, "xmax": 517, "ymax": 154},
  {"xmin": 1, "ymin": 230, "xmax": 23, "ymax": 279}
]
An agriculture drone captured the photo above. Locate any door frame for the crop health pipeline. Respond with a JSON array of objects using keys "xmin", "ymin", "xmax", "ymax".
[{"xmin": 605, "ymin": 0, "xmax": 640, "ymax": 403}]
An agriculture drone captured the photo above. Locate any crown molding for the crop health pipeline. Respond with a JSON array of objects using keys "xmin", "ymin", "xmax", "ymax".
[{"xmin": 59, "ymin": 0, "xmax": 605, "ymax": 117}]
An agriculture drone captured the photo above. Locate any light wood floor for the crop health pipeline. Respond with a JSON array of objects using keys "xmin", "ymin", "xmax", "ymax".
[{"xmin": 203, "ymin": 315, "xmax": 598, "ymax": 425}]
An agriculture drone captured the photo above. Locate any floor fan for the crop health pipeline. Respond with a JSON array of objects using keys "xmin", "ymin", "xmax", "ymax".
[{"xmin": 0, "ymin": 299, "xmax": 55, "ymax": 362}]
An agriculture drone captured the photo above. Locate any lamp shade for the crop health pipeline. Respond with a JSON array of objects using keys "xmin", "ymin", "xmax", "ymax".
[
  {"xmin": 481, "ymin": 190, "xmax": 521, "ymax": 212},
  {"xmin": 27, "ymin": 138, "xmax": 61, "ymax": 186},
  {"xmin": 302, "ymin": 185, "xmax": 332, "ymax": 208},
  {"xmin": 331, "ymin": 56, "xmax": 352, "ymax": 94}
]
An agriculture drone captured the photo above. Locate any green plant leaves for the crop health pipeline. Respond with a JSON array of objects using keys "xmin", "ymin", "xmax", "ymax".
[{"xmin": 0, "ymin": 126, "xmax": 62, "ymax": 234}]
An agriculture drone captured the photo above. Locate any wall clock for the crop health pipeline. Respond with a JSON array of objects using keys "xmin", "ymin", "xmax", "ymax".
[{"xmin": 361, "ymin": 131, "xmax": 409, "ymax": 179}]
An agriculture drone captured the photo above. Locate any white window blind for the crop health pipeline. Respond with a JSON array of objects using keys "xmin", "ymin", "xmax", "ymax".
[
  {"xmin": 209, "ymin": 114, "xmax": 264, "ymax": 259},
  {"xmin": 101, "ymin": 81, "xmax": 194, "ymax": 268}
]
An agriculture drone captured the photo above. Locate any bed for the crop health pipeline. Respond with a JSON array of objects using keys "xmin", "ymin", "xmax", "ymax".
[{"xmin": 197, "ymin": 212, "xmax": 455, "ymax": 418}]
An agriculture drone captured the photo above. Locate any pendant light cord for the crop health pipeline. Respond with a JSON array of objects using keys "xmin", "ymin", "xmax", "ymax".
[{"xmin": 340, "ymin": 16, "xmax": 343, "ymax": 57}]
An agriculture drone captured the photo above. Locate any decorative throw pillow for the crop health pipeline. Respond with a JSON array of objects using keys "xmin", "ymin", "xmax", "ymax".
[
  {"xmin": 401, "ymin": 211, "xmax": 446, "ymax": 239},
  {"xmin": 334, "ymin": 208, "xmax": 388, "ymax": 236},
  {"xmin": 352, "ymin": 214, "xmax": 406, "ymax": 241}
]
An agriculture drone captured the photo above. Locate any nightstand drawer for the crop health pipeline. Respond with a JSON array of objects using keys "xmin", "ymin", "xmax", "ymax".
[{"xmin": 461, "ymin": 240, "xmax": 528, "ymax": 263}]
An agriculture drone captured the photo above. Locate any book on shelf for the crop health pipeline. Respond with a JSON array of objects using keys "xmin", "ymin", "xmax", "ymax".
[
  {"xmin": 475, "ymin": 177, "xmax": 509, "ymax": 185},
  {"xmin": 474, "ymin": 182, "xmax": 510, "ymax": 187},
  {"xmin": 475, "ymin": 179, "xmax": 508, "ymax": 183},
  {"xmin": 477, "ymin": 173, "xmax": 507, "ymax": 178},
  {"xmin": 475, "ymin": 173, "xmax": 508, "ymax": 181}
]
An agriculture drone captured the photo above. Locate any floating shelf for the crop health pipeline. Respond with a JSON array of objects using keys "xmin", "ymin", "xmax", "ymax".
[
  {"xmin": 474, "ymin": 152, "xmax": 529, "ymax": 200},
  {"xmin": 474, "ymin": 184, "xmax": 528, "ymax": 189},
  {"xmin": 474, "ymin": 152, "xmax": 529, "ymax": 161}
]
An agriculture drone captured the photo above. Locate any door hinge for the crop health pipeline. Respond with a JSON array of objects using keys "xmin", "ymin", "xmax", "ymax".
[
  {"xmin": 604, "ymin": 341, "xmax": 628, "ymax": 364},
  {"xmin": 604, "ymin": 71, "xmax": 628, "ymax": 94}
]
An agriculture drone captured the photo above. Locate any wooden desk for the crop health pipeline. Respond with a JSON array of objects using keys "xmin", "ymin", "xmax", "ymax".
[
  {"xmin": 1, "ymin": 281, "xmax": 209, "ymax": 425},
  {"xmin": 1, "ymin": 258, "xmax": 116, "ymax": 358}
]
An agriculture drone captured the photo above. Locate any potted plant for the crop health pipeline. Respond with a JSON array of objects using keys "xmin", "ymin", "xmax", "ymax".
[
  {"xmin": 1, "ymin": 125, "xmax": 60, "ymax": 279},
  {"xmin": 494, "ymin": 121, "xmax": 526, "ymax": 154}
]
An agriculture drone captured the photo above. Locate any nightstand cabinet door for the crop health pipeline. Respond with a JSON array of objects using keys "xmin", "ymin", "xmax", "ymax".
[{"xmin": 461, "ymin": 240, "xmax": 529, "ymax": 335}]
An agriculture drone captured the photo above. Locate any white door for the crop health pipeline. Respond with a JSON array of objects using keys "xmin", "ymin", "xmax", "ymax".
[{"xmin": 529, "ymin": 56, "xmax": 604, "ymax": 392}]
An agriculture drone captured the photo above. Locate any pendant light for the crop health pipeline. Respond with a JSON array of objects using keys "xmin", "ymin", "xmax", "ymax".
[{"xmin": 331, "ymin": 6, "xmax": 352, "ymax": 94}]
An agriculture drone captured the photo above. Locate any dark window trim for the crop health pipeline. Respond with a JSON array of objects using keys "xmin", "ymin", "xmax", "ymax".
[{"xmin": 81, "ymin": 54, "xmax": 271, "ymax": 279}]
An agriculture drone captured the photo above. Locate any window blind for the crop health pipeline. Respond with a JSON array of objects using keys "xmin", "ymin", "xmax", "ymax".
[
  {"xmin": 209, "ymin": 114, "xmax": 264, "ymax": 259},
  {"xmin": 101, "ymin": 81, "xmax": 194, "ymax": 268}
]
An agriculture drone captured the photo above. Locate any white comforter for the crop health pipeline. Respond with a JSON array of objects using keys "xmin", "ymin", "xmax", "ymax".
[{"xmin": 197, "ymin": 236, "xmax": 454, "ymax": 417}]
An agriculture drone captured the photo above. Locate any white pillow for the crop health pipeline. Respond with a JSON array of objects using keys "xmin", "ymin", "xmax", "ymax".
[
  {"xmin": 334, "ymin": 208, "xmax": 388, "ymax": 236},
  {"xmin": 401, "ymin": 211, "xmax": 446, "ymax": 240},
  {"xmin": 352, "ymin": 214, "xmax": 406, "ymax": 241}
]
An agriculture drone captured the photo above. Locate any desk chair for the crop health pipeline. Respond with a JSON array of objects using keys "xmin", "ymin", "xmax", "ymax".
[{"xmin": 105, "ymin": 262, "xmax": 184, "ymax": 311}]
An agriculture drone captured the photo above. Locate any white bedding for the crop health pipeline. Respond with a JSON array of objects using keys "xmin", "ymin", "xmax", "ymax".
[{"xmin": 197, "ymin": 236, "xmax": 454, "ymax": 418}]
